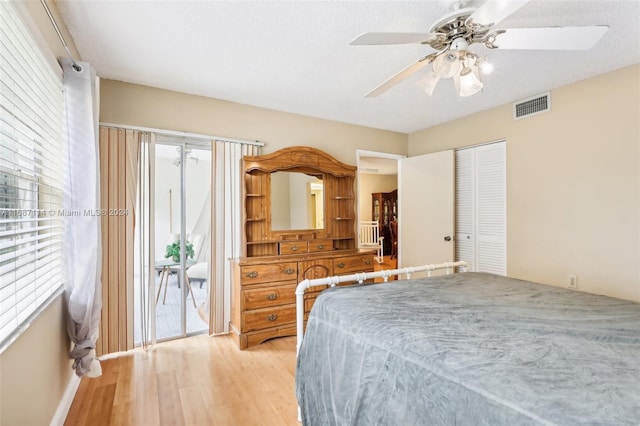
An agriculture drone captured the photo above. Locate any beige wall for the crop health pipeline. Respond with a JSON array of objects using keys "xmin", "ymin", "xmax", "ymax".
[
  {"xmin": 0, "ymin": 296, "xmax": 72, "ymax": 426},
  {"xmin": 358, "ymin": 174, "xmax": 398, "ymax": 222},
  {"xmin": 0, "ymin": 2, "xmax": 77, "ymax": 425},
  {"xmin": 99, "ymin": 79, "xmax": 407, "ymax": 165},
  {"xmin": 409, "ymin": 65, "xmax": 640, "ymax": 302}
]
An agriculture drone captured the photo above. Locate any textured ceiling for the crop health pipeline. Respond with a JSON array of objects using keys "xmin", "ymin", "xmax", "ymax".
[{"xmin": 57, "ymin": 0, "xmax": 640, "ymax": 134}]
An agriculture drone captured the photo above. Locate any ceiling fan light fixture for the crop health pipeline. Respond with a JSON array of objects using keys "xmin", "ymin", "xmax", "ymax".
[
  {"xmin": 457, "ymin": 66, "xmax": 483, "ymax": 97},
  {"xmin": 478, "ymin": 57, "xmax": 494, "ymax": 75},
  {"xmin": 449, "ymin": 37, "xmax": 469, "ymax": 51},
  {"xmin": 433, "ymin": 51, "xmax": 461, "ymax": 78},
  {"xmin": 416, "ymin": 71, "xmax": 440, "ymax": 96}
]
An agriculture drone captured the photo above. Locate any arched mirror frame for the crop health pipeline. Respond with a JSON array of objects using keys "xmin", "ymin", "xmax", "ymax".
[{"xmin": 242, "ymin": 146, "xmax": 357, "ymax": 257}]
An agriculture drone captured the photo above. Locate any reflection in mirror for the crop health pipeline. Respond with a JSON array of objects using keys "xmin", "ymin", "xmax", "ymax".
[{"xmin": 271, "ymin": 171, "xmax": 324, "ymax": 230}]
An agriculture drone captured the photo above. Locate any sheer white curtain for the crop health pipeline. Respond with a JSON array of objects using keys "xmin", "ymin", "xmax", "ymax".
[
  {"xmin": 190, "ymin": 189, "xmax": 211, "ymax": 264},
  {"xmin": 62, "ymin": 58, "xmax": 102, "ymax": 377},
  {"xmin": 210, "ymin": 141, "xmax": 261, "ymax": 333},
  {"xmin": 135, "ymin": 133, "xmax": 155, "ymax": 348}
]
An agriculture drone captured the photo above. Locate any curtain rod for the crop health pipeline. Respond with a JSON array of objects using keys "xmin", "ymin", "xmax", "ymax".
[
  {"xmin": 99, "ymin": 122, "xmax": 264, "ymax": 147},
  {"xmin": 40, "ymin": 0, "xmax": 82, "ymax": 72}
]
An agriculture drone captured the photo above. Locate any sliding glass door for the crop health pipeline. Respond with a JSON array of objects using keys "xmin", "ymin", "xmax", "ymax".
[{"xmin": 134, "ymin": 137, "xmax": 211, "ymax": 344}]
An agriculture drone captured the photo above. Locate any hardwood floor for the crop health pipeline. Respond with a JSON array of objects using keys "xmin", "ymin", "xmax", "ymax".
[
  {"xmin": 65, "ymin": 257, "xmax": 400, "ymax": 426},
  {"xmin": 65, "ymin": 334, "xmax": 298, "ymax": 426}
]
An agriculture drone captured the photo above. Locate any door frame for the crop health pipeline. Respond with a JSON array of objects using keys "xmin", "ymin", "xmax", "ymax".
[
  {"xmin": 356, "ymin": 150, "xmax": 406, "ymax": 248},
  {"xmin": 139, "ymin": 137, "xmax": 212, "ymax": 344}
]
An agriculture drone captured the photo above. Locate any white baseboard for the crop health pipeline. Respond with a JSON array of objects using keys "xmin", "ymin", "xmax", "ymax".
[{"xmin": 50, "ymin": 372, "xmax": 80, "ymax": 426}]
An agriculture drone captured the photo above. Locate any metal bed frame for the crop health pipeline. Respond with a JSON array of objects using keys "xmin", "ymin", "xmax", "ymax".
[{"xmin": 295, "ymin": 261, "xmax": 467, "ymax": 355}]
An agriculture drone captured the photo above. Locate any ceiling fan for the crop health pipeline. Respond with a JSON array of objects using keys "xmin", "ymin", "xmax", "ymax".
[
  {"xmin": 172, "ymin": 147, "xmax": 199, "ymax": 166},
  {"xmin": 351, "ymin": 0, "xmax": 609, "ymax": 97}
]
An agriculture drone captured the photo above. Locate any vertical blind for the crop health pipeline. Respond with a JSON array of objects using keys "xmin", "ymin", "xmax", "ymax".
[{"xmin": 0, "ymin": 2, "xmax": 65, "ymax": 345}]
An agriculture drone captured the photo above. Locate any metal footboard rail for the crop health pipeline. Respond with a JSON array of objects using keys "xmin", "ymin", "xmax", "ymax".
[{"xmin": 295, "ymin": 261, "xmax": 467, "ymax": 355}]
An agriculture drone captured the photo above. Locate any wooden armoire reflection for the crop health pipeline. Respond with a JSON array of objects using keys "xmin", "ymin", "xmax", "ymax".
[{"xmin": 371, "ymin": 189, "xmax": 397, "ymax": 256}]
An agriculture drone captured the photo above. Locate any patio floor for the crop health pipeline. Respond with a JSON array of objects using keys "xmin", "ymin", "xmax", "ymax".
[{"xmin": 134, "ymin": 270, "xmax": 209, "ymax": 344}]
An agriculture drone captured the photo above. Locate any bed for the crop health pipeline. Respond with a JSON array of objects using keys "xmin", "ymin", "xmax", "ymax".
[{"xmin": 295, "ymin": 269, "xmax": 640, "ymax": 425}]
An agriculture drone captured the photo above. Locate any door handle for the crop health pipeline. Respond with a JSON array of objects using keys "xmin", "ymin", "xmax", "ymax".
[{"xmin": 444, "ymin": 236, "xmax": 452, "ymax": 242}]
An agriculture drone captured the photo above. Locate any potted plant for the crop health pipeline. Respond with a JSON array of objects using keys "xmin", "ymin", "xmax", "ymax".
[{"xmin": 165, "ymin": 240, "xmax": 195, "ymax": 263}]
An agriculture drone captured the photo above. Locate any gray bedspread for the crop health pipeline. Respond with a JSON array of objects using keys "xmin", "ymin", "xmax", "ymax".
[{"xmin": 295, "ymin": 272, "xmax": 640, "ymax": 425}]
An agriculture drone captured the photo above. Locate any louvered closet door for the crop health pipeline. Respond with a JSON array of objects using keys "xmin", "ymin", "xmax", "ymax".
[
  {"xmin": 455, "ymin": 142, "xmax": 506, "ymax": 275},
  {"xmin": 455, "ymin": 149, "xmax": 475, "ymax": 270}
]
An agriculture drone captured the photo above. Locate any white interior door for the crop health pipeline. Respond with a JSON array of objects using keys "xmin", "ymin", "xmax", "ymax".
[{"xmin": 398, "ymin": 150, "xmax": 454, "ymax": 276}]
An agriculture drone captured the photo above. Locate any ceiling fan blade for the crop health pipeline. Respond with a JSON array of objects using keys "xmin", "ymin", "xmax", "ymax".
[
  {"xmin": 468, "ymin": 0, "xmax": 530, "ymax": 26},
  {"xmin": 365, "ymin": 56, "xmax": 434, "ymax": 97},
  {"xmin": 350, "ymin": 32, "xmax": 439, "ymax": 45},
  {"xmin": 495, "ymin": 26, "xmax": 609, "ymax": 50}
]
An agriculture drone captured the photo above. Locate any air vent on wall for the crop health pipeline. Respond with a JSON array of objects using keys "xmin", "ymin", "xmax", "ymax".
[
  {"xmin": 513, "ymin": 92, "xmax": 551, "ymax": 120},
  {"xmin": 359, "ymin": 167, "xmax": 379, "ymax": 173}
]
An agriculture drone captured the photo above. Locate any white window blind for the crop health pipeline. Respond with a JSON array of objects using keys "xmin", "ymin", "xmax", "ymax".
[{"xmin": 0, "ymin": 2, "xmax": 65, "ymax": 346}]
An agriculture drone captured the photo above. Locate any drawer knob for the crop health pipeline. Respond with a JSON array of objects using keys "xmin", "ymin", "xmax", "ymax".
[
  {"xmin": 317, "ymin": 244, "xmax": 325, "ymax": 250},
  {"xmin": 291, "ymin": 245, "xmax": 299, "ymax": 251},
  {"xmin": 284, "ymin": 268, "xmax": 295, "ymax": 274},
  {"xmin": 246, "ymin": 271, "xmax": 258, "ymax": 278},
  {"xmin": 267, "ymin": 314, "xmax": 278, "ymax": 322},
  {"xmin": 364, "ymin": 259, "xmax": 372, "ymax": 265},
  {"xmin": 337, "ymin": 262, "xmax": 345, "ymax": 268},
  {"xmin": 266, "ymin": 293, "xmax": 278, "ymax": 301}
]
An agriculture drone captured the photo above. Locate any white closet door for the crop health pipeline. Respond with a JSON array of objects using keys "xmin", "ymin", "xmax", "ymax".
[
  {"xmin": 455, "ymin": 141, "xmax": 506, "ymax": 275},
  {"xmin": 398, "ymin": 150, "xmax": 454, "ymax": 277},
  {"xmin": 455, "ymin": 148, "xmax": 475, "ymax": 270},
  {"xmin": 476, "ymin": 142, "xmax": 506, "ymax": 275}
]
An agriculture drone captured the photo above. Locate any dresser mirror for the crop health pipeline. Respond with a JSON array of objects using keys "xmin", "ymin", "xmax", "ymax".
[
  {"xmin": 243, "ymin": 146, "xmax": 358, "ymax": 257},
  {"xmin": 271, "ymin": 171, "xmax": 324, "ymax": 231}
]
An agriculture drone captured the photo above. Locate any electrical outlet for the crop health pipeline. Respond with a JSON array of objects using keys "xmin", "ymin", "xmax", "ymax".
[{"xmin": 568, "ymin": 275, "xmax": 577, "ymax": 289}]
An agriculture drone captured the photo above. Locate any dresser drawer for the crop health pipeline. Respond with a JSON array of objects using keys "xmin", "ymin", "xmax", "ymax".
[
  {"xmin": 243, "ymin": 304, "xmax": 296, "ymax": 332},
  {"xmin": 333, "ymin": 254, "xmax": 375, "ymax": 274},
  {"xmin": 280, "ymin": 241, "xmax": 308, "ymax": 255},
  {"xmin": 298, "ymin": 258, "xmax": 333, "ymax": 283},
  {"xmin": 308, "ymin": 239, "xmax": 333, "ymax": 253},
  {"xmin": 243, "ymin": 283, "xmax": 297, "ymax": 310},
  {"xmin": 240, "ymin": 262, "xmax": 297, "ymax": 285}
]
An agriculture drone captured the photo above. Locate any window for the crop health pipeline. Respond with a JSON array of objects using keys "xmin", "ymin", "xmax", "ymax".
[{"xmin": 0, "ymin": 2, "xmax": 65, "ymax": 347}]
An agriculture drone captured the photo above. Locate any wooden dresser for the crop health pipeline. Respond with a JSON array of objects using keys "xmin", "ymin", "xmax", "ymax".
[
  {"xmin": 231, "ymin": 250, "xmax": 374, "ymax": 349},
  {"xmin": 230, "ymin": 146, "xmax": 375, "ymax": 349}
]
